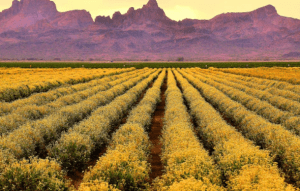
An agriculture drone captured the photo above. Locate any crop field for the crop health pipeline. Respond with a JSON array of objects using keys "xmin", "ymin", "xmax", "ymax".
[{"xmin": 0, "ymin": 67, "xmax": 300, "ymax": 190}]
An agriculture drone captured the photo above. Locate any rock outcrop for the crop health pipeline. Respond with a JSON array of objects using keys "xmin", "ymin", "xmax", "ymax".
[
  {"xmin": 51, "ymin": 10, "xmax": 93, "ymax": 29},
  {"xmin": 95, "ymin": 0, "xmax": 176, "ymax": 27},
  {"xmin": 0, "ymin": 0, "xmax": 93, "ymax": 32}
]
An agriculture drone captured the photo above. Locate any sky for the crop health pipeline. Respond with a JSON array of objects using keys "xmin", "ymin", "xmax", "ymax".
[{"xmin": 0, "ymin": 0, "xmax": 299, "ymax": 21}]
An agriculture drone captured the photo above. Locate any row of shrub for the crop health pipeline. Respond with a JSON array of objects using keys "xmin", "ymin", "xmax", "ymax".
[
  {"xmin": 0, "ymin": 69, "xmax": 157, "ymax": 191},
  {"xmin": 79, "ymin": 69, "xmax": 166, "ymax": 190},
  {"xmin": 201, "ymin": 69, "xmax": 300, "ymax": 102},
  {"xmin": 217, "ymin": 67, "xmax": 300, "ymax": 88},
  {"xmin": 0, "ymin": 68, "xmax": 135, "ymax": 116},
  {"xmin": 48, "ymin": 69, "xmax": 161, "ymax": 173},
  {"xmin": 191, "ymin": 70, "xmax": 300, "ymax": 136},
  {"xmin": 0, "ymin": 69, "xmax": 144, "ymax": 135},
  {"xmin": 182, "ymin": 68, "xmax": 300, "ymax": 187},
  {"xmin": 0, "ymin": 69, "xmax": 155, "ymax": 161},
  {"xmin": 152, "ymin": 69, "xmax": 224, "ymax": 190},
  {"xmin": 198, "ymin": 69, "xmax": 300, "ymax": 116},
  {"xmin": 176, "ymin": 69, "xmax": 295, "ymax": 190},
  {"xmin": 0, "ymin": 68, "xmax": 131, "ymax": 102}
]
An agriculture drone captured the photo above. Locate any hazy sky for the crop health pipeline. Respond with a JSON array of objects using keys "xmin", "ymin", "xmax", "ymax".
[{"xmin": 0, "ymin": 0, "xmax": 299, "ymax": 21}]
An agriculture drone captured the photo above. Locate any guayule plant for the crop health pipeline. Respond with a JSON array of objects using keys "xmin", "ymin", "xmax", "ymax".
[
  {"xmin": 0, "ymin": 148, "xmax": 16, "ymax": 173},
  {"xmin": 78, "ymin": 180, "xmax": 120, "ymax": 191},
  {"xmin": 48, "ymin": 131, "xmax": 93, "ymax": 172},
  {"xmin": 0, "ymin": 157, "xmax": 71, "ymax": 191}
]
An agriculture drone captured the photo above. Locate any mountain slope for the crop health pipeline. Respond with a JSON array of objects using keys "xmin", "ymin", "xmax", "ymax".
[{"xmin": 0, "ymin": 0, "xmax": 299, "ymax": 61}]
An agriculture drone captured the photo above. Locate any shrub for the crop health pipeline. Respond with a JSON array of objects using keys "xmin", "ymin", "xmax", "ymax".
[
  {"xmin": 176, "ymin": 57, "xmax": 184, "ymax": 61},
  {"xmin": 0, "ymin": 157, "xmax": 71, "ymax": 191}
]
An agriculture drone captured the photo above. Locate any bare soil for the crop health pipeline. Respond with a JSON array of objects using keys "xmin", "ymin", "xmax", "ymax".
[{"xmin": 148, "ymin": 78, "xmax": 167, "ymax": 184}]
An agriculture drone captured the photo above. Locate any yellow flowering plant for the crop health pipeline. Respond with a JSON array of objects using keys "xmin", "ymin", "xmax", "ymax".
[
  {"xmin": 0, "ymin": 148, "xmax": 16, "ymax": 174},
  {"xmin": 0, "ymin": 157, "xmax": 71, "ymax": 191},
  {"xmin": 228, "ymin": 165, "xmax": 295, "ymax": 191},
  {"xmin": 167, "ymin": 177, "xmax": 225, "ymax": 191},
  {"xmin": 78, "ymin": 180, "xmax": 120, "ymax": 191}
]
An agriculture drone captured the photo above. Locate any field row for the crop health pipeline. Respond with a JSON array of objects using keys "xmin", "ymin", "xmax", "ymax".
[
  {"xmin": 216, "ymin": 67, "xmax": 300, "ymax": 85},
  {"xmin": 1, "ymin": 67, "xmax": 300, "ymax": 190},
  {"xmin": 0, "ymin": 68, "xmax": 134, "ymax": 102}
]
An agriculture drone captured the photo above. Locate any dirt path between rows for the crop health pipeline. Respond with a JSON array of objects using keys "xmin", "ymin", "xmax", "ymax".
[{"xmin": 148, "ymin": 77, "xmax": 167, "ymax": 184}]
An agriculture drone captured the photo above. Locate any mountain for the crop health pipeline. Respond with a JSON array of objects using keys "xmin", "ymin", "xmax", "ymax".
[
  {"xmin": 0, "ymin": 0, "xmax": 93, "ymax": 32},
  {"xmin": 0, "ymin": 0, "xmax": 299, "ymax": 61}
]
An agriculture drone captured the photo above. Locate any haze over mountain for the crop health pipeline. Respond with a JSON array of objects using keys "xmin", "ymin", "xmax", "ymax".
[{"xmin": 0, "ymin": 0, "xmax": 299, "ymax": 61}]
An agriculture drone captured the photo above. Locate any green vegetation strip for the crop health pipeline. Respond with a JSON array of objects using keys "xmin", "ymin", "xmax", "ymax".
[{"xmin": 0, "ymin": 62, "xmax": 300, "ymax": 68}]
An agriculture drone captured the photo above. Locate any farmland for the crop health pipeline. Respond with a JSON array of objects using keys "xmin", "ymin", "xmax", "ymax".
[{"xmin": 0, "ymin": 67, "xmax": 300, "ymax": 190}]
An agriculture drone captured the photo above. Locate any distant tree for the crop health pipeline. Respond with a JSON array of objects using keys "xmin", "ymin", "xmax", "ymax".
[{"xmin": 177, "ymin": 57, "xmax": 184, "ymax": 61}]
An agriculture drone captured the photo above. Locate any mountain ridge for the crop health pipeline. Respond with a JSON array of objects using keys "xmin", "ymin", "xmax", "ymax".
[{"xmin": 0, "ymin": 0, "xmax": 299, "ymax": 61}]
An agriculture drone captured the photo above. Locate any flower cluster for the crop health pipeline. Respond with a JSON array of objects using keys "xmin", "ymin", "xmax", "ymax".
[
  {"xmin": 228, "ymin": 165, "xmax": 295, "ymax": 191},
  {"xmin": 78, "ymin": 180, "xmax": 120, "ymax": 191}
]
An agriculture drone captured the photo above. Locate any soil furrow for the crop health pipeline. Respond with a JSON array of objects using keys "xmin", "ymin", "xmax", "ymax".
[{"xmin": 148, "ymin": 78, "xmax": 167, "ymax": 184}]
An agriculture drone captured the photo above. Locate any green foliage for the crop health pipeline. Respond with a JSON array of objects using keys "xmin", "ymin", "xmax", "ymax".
[
  {"xmin": 0, "ymin": 62, "xmax": 299, "ymax": 68},
  {"xmin": 48, "ymin": 133, "xmax": 93, "ymax": 172},
  {"xmin": 176, "ymin": 57, "xmax": 184, "ymax": 61}
]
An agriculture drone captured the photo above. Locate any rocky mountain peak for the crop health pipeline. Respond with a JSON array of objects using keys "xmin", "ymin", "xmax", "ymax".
[
  {"xmin": 10, "ymin": 0, "xmax": 21, "ymax": 13},
  {"xmin": 251, "ymin": 4, "xmax": 278, "ymax": 19},
  {"xmin": 95, "ymin": 0, "xmax": 173, "ymax": 26},
  {"xmin": 19, "ymin": 0, "xmax": 58, "ymax": 17},
  {"xmin": 127, "ymin": 7, "xmax": 135, "ymax": 15},
  {"xmin": 12, "ymin": 0, "xmax": 19, "ymax": 6},
  {"xmin": 258, "ymin": 5, "xmax": 277, "ymax": 14},
  {"xmin": 140, "ymin": 0, "xmax": 171, "ymax": 23},
  {"xmin": 145, "ymin": 0, "xmax": 159, "ymax": 8},
  {"xmin": 0, "ymin": 0, "xmax": 22, "ymax": 20}
]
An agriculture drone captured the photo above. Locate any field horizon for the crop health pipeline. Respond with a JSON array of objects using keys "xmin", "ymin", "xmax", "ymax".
[{"xmin": 0, "ymin": 61, "xmax": 299, "ymax": 69}]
